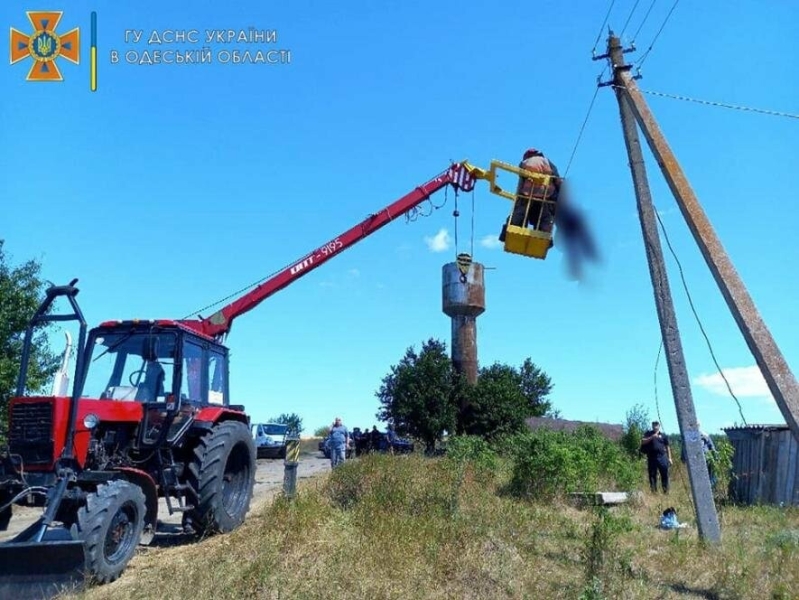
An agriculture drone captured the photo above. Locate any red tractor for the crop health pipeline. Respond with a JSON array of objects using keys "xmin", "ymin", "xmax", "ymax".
[
  {"xmin": 0, "ymin": 159, "xmax": 550, "ymax": 598},
  {"xmin": 0, "ymin": 281, "xmax": 258, "ymax": 597}
]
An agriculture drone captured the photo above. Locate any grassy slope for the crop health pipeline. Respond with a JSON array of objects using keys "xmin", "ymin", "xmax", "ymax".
[{"xmin": 80, "ymin": 452, "xmax": 799, "ymax": 600}]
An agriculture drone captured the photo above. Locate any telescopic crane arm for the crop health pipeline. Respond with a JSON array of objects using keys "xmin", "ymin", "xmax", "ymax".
[{"xmin": 179, "ymin": 161, "xmax": 482, "ymax": 340}]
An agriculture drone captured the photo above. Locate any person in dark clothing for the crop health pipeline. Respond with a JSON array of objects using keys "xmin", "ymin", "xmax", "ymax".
[
  {"xmin": 553, "ymin": 181, "xmax": 600, "ymax": 281},
  {"xmin": 640, "ymin": 421, "xmax": 673, "ymax": 493},
  {"xmin": 499, "ymin": 148, "xmax": 561, "ymax": 242},
  {"xmin": 370, "ymin": 426, "xmax": 383, "ymax": 453}
]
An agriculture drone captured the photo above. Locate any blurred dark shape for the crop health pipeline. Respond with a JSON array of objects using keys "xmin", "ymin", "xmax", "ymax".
[{"xmin": 554, "ymin": 181, "xmax": 600, "ymax": 281}]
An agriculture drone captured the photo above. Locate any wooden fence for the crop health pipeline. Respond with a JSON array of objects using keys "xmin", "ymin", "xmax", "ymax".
[{"xmin": 723, "ymin": 425, "xmax": 799, "ymax": 506}]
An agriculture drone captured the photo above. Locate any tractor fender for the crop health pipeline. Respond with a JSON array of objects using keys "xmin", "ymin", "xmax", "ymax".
[
  {"xmin": 112, "ymin": 466, "xmax": 158, "ymax": 545},
  {"xmin": 194, "ymin": 406, "xmax": 249, "ymax": 426}
]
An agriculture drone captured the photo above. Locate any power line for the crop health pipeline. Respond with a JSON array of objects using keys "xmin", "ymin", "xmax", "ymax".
[
  {"xmin": 620, "ymin": 0, "xmax": 642, "ymax": 38},
  {"xmin": 592, "ymin": 0, "xmax": 617, "ymax": 54},
  {"xmin": 563, "ymin": 70, "xmax": 605, "ymax": 177},
  {"xmin": 639, "ymin": 88, "xmax": 799, "ymax": 120},
  {"xmin": 631, "ymin": 0, "xmax": 658, "ymax": 42},
  {"xmin": 653, "ymin": 207, "xmax": 749, "ymax": 426},
  {"xmin": 636, "ymin": 0, "xmax": 681, "ymax": 68},
  {"xmin": 654, "ymin": 339, "xmax": 664, "ymax": 425},
  {"xmin": 653, "ymin": 339, "xmax": 694, "ymax": 506}
]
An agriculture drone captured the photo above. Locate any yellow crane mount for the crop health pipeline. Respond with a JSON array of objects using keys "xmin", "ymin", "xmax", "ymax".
[{"xmin": 463, "ymin": 159, "xmax": 559, "ymax": 260}]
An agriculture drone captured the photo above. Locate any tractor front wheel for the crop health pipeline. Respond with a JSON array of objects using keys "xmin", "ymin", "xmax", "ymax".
[
  {"xmin": 76, "ymin": 480, "xmax": 146, "ymax": 584},
  {"xmin": 186, "ymin": 420, "xmax": 256, "ymax": 536}
]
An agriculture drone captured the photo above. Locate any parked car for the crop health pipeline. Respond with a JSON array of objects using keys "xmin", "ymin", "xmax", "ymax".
[{"xmin": 252, "ymin": 422, "xmax": 291, "ymax": 459}]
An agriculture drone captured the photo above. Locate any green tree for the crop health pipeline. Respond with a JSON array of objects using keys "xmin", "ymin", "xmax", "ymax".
[
  {"xmin": 0, "ymin": 240, "xmax": 60, "ymax": 441},
  {"xmin": 519, "ymin": 358, "xmax": 554, "ymax": 416},
  {"xmin": 376, "ymin": 338, "xmax": 460, "ymax": 454},
  {"xmin": 268, "ymin": 412, "xmax": 303, "ymax": 436},
  {"xmin": 313, "ymin": 425, "xmax": 331, "ymax": 437},
  {"xmin": 460, "ymin": 358, "xmax": 554, "ymax": 441},
  {"xmin": 620, "ymin": 403, "xmax": 649, "ymax": 459}
]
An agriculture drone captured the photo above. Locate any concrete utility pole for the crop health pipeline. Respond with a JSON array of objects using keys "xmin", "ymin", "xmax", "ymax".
[
  {"xmin": 608, "ymin": 36, "xmax": 799, "ymax": 445},
  {"xmin": 600, "ymin": 33, "xmax": 721, "ymax": 543}
]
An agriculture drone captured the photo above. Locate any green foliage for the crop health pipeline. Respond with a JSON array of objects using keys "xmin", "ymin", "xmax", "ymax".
[
  {"xmin": 375, "ymin": 338, "xmax": 460, "ymax": 453},
  {"xmin": 620, "ymin": 403, "xmax": 649, "ymax": 459},
  {"xmin": 376, "ymin": 339, "xmax": 557, "ymax": 450},
  {"xmin": 707, "ymin": 435, "xmax": 735, "ymax": 500},
  {"xmin": 0, "ymin": 241, "xmax": 59, "ymax": 442},
  {"xmin": 444, "ymin": 434, "xmax": 498, "ymax": 472},
  {"xmin": 518, "ymin": 357, "xmax": 554, "ymax": 416},
  {"xmin": 460, "ymin": 358, "xmax": 553, "ymax": 441},
  {"xmin": 313, "ymin": 424, "xmax": 331, "ymax": 437},
  {"xmin": 580, "ymin": 506, "xmax": 636, "ymax": 600},
  {"xmin": 268, "ymin": 412, "xmax": 303, "ymax": 436},
  {"xmin": 506, "ymin": 426, "xmax": 640, "ymax": 501}
]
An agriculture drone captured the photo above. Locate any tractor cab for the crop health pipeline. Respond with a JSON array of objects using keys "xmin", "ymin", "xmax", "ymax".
[{"xmin": 85, "ymin": 320, "xmax": 230, "ymax": 446}]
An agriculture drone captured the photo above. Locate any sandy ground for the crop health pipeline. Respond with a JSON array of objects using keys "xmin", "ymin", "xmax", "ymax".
[{"xmin": 0, "ymin": 452, "xmax": 331, "ymax": 544}]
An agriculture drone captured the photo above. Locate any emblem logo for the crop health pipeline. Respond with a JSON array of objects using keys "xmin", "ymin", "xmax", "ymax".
[{"xmin": 10, "ymin": 11, "xmax": 80, "ymax": 81}]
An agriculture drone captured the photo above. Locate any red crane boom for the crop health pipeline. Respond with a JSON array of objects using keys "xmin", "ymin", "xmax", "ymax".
[{"xmin": 178, "ymin": 161, "xmax": 478, "ymax": 340}]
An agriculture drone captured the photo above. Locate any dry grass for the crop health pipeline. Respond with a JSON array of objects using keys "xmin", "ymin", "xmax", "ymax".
[{"xmin": 76, "ymin": 454, "xmax": 799, "ymax": 600}]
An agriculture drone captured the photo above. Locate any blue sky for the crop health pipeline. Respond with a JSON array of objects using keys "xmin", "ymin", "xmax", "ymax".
[{"xmin": 2, "ymin": 0, "xmax": 797, "ymax": 438}]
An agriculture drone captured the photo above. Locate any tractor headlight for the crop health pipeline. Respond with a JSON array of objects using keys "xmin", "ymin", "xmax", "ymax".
[{"xmin": 83, "ymin": 413, "xmax": 100, "ymax": 429}]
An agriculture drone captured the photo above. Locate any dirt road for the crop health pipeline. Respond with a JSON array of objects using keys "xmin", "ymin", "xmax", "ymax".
[{"xmin": 0, "ymin": 453, "xmax": 331, "ymax": 544}]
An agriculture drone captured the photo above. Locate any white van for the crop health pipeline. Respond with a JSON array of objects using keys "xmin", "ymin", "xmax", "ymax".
[{"xmin": 251, "ymin": 423, "xmax": 290, "ymax": 459}]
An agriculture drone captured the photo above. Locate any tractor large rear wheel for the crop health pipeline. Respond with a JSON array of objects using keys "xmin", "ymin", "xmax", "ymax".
[
  {"xmin": 0, "ymin": 491, "xmax": 12, "ymax": 531},
  {"xmin": 76, "ymin": 480, "xmax": 146, "ymax": 584},
  {"xmin": 186, "ymin": 420, "xmax": 256, "ymax": 536}
]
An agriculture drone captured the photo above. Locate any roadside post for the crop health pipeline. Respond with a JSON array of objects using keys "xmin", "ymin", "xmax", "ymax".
[{"xmin": 283, "ymin": 435, "xmax": 301, "ymax": 499}]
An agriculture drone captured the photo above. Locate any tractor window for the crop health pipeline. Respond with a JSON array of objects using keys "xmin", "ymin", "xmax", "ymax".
[
  {"xmin": 208, "ymin": 351, "xmax": 226, "ymax": 405},
  {"xmin": 85, "ymin": 332, "xmax": 177, "ymax": 402},
  {"xmin": 180, "ymin": 341, "xmax": 203, "ymax": 402}
]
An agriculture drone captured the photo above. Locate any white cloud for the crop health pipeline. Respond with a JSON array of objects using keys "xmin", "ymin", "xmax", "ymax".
[
  {"xmin": 479, "ymin": 235, "xmax": 503, "ymax": 250},
  {"xmin": 347, "ymin": 268, "xmax": 360, "ymax": 278},
  {"xmin": 693, "ymin": 366, "xmax": 772, "ymax": 400},
  {"xmin": 424, "ymin": 228, "xmax": 451, "ymax": 252}
]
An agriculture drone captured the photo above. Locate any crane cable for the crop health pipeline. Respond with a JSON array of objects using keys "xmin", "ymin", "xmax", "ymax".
[
  {"xmin": 182, "ymin": 259, "xmax": 298, "ymax": 319},
  {"xmin": 452, "ymin": 185, "xmax": 459, "ymax": 256},
  {"xmin": 470, "ymin": 187, "xmax": 475, "ymax": 258}
]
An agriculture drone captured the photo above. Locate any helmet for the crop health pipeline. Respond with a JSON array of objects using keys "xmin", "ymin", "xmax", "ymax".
[{"xmin": 523, "ymin": 148, "xmax": 542, "ymax": 160}]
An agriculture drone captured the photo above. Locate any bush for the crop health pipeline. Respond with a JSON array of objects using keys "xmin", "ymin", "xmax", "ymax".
[
  {"xmin": 620, "ymin": 403, "xmax": 649, "ymax": 459},
  {"xmin": 506, "ymin": 426, "xmax": 640, "ymax": 501},
  {"xmin": 444, "ymin": 435, "xmax": 498, "ymax": 472}
]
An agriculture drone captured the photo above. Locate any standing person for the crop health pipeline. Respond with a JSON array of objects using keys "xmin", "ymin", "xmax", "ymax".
[
  {"xmin": 640, "ymin": 421, "xmax": 673, "ymax": 493},
  {"xmin": 328, "ymin": 417, "xmax": 349, "ymax": 469},
  {"xmin": 499, "ymin": 148, "xmax": 561, "ymax": 242},
  {"xmin": 370, "ymin": 425, "xmax": 383, "ymax": 453},
  {"xmin": 698, "ymin": 422, "xmax": 718, "ymax": 488},
  {"xmin": 682, "ymin": 421, "xmax": 718, "ymax": 488}
]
